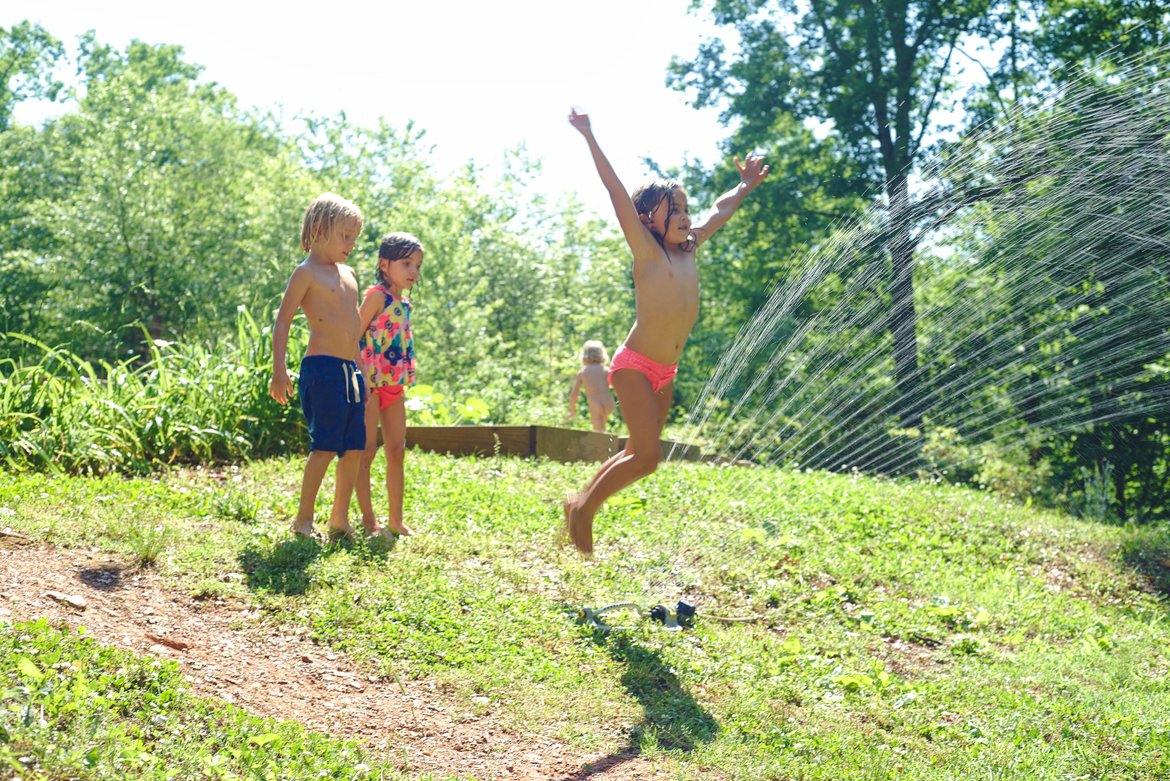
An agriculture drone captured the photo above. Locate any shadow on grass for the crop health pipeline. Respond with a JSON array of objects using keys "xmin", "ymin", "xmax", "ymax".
[
  {"xmin": 557, "ymin": 630, "xmax": 718, "ymax": 780},
  {"xmin": 1118, "ymin": 526, "xmax": 1170, "ymax": 602},
  {"xmin": 237, "ymin": 534, "xmax": 396, "ymax": 595},
  {"xmin": 77, "ymin": 565, "xmax": 126, "ymax": 592}
]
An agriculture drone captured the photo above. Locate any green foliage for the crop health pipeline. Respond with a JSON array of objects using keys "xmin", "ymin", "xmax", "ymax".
[
  {"xmin": 127, "ymin": 523, "xmax": 177, "ymax": 567},
  {"xmin": 0, "ymin": 21, "xmax": 64, "ymax": 132},
  {"xmin": 0, "ymin": 250, "xmax": 55, "ymax": 338},
  {"xmin": 20, "ymin": 38, "xmax": 312, "ymax": 360},
  {"xmin": 404, "ymin": 385, "xmax": 490, "ymax": 426},
  {"xmin": 919, "ymin": 67, "xmax": 1170, "ymax": 520},
  {"xmin": 920, "ymin": 426, "xmax": 1059, "ymax": 505},
  {"xmin": 1031, "ymin": 0, "xmax": 1170, "ymax": 69},
  {"xmin": 0, "ymin": 28, "xmax": 632, "ymax": 426},
  {"xmin": 0, "ymin": 308, "xmax": 552, "ymax": 474},
  {"xmin": 0, "ymin": 308, "xmax": 304, "ymax": 474}
]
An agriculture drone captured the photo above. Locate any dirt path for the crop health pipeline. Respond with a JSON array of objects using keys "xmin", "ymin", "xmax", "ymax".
[{"xmin": 0, "ymin": 534, "xmax": 674, "ymax": 780}]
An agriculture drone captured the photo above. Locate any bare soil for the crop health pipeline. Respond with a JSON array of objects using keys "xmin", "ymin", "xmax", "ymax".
[{"xmin": 0, "ymin": 534, "xmax": 685, "ymax": 780}]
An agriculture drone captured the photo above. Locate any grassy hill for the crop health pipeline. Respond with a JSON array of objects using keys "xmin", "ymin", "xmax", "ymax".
[{"xmin": 2, "ymin": 452, "xmax": 1168, "ymax": 779}]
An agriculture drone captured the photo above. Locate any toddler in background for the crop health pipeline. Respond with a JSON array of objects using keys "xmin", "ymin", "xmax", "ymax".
[{"xmin": 566, "ymin": 340, "xmax": 615, "ymax": 433}]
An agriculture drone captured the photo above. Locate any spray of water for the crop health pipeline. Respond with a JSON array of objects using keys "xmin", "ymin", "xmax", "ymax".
[{"xmin": 622, "ymin": 51, "xmax": 1170, "ymax": 605}]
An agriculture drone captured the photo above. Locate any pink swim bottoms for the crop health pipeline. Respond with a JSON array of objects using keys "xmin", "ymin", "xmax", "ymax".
[
  {"xmin": 608, "ymin": 345, "xmax": 678, "ymax": 393},
  {"xmin": 372, "ymin": 385, "xmax": 406, "ymax": 409}
]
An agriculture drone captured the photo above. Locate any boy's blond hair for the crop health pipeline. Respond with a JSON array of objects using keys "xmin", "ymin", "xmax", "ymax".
[
  {"xmin": 301, "ymin": 193, "xmax": 363, "ymax": 252},
  {"xmin": 581, "ymin": 340, "xmax": 609, "ymax": 366}
]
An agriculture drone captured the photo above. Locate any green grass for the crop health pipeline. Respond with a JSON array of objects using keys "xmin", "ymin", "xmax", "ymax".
[
  {"xmin": 2, "ymin": 452, "xmax": 1169, "ymax": 779},
  {"xmin": 0, "ymin": 620, "xmax": 408, "ymax": 780}
]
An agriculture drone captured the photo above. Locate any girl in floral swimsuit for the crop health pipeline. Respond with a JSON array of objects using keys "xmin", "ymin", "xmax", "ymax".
[{"xmin": 355, "ymin": 232, "xmax": 424, "ymax": 537}]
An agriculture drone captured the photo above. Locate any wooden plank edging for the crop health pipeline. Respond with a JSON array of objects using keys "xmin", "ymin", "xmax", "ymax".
[{"xmin": 403, "ymin": 425, "xmax": 705, "ymax": 464}]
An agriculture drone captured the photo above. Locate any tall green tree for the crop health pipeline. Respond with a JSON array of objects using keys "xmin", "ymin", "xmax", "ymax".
[
  {"xmin": 674, "ymin": 0, "xmax": 1003, "ymax": 434},
  {"xmin": 31, "ymin": 37, "xmax": 311, "ymax": 359},
  {"xmin": 673, "ymin": 0, "xmax": 1170, "ymax": 439},
  {"xmin": 0, "ymin": 21, "xmax": 63, "ymax": 133}
]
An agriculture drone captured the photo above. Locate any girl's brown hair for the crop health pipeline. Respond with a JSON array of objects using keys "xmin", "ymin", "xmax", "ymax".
[
  {"xmin": 631, "ymin": 179, "xmax": 683, "ymax": 246},
  {"xmin": 376, "ymin": 232, "xmax": 424, "ymax": 288}
]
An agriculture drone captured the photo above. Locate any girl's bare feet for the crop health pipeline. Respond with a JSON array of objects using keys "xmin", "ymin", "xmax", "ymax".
[
  {"xmin": 325, "ymin": 523, "xmax": 355, "ymax": 541},
  {"xmin": 564, "ymin": 499, "xmax": 593, "ymax": 556},
  {"xmin": 387, "ymin": 520, "xmax": 413, "ymax": 536},
  {"xmin": 291, "ymin": 519, "xmax": 317, "ymax": 539}
]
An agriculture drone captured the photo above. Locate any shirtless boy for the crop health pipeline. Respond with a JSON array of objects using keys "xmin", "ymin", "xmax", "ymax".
[{"xmin": 270, "ymin": 193, "xmax": 366, "ymax": 539}]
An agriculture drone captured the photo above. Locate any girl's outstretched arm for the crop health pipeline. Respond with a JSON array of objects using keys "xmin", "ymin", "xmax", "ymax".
[
  {"xmin": 568, "ymin": 109, "xmax": 659, "ymax": 259},
  {"xmin": 690, "ymin": 152, "xmax": 769, "ymax": 247}
]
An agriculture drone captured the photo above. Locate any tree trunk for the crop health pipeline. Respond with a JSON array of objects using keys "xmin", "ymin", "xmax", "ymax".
[{"xmin": 886, "ymin": 173, "xmax": 923, "ymax": 438}]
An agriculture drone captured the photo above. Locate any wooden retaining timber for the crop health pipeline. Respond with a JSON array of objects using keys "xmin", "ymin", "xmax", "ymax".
[{"xmin": 404, "ymin": 425, "xmax": 705, "ymax": 464}]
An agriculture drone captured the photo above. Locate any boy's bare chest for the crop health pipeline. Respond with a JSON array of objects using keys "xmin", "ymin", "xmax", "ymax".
[
  {"xmin": 307, "ymin": 268, "xmax": 357, "ymax": 306},
  {"xmin": 301, "ymin": 267, "xmax": 359, "ymax": 327}
]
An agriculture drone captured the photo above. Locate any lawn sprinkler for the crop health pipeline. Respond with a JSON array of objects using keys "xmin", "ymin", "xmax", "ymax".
[
  {"xmin": 649, "ymin": 600, "xmax": 696, "ymax": 630},
  {"xmin": 575, "ymin": 600, "xmax": 697, "ymax": 632}
]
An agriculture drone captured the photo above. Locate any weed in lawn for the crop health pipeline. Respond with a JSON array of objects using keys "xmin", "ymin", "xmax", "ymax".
[
  {"xmin": 127, "ymin": 523, "xmax": 177, "ymax": 567},
  {"xmin": 239, "ymin": 535, "xmax": 325, "ymax": 596},
  {"xmin": 214, "ymin": 488, "xmax": 262, "ymax": 524}
]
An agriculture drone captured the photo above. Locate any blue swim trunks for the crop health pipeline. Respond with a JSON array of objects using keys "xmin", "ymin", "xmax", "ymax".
[{"xmin": 298, "ymin": 355, "xmax": 366, "ymax": 455}]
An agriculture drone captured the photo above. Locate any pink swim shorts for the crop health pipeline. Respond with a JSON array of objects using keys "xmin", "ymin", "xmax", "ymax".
[
  {"xmin": 608, "ymin": 345, "xmax": 678, "ymax": 393},
  {"xmin": 372, "ymin": 385, "xmax": 406, "ymax": 409}
]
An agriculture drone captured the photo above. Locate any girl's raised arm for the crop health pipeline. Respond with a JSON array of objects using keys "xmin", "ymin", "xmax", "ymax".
[
  {"xmin": 569, "ymin": 110, "xmax": 660, "ymax": 260},
  {"xmin": 690, "ymin": 152, "xmax": 769, "ymax": 247}
]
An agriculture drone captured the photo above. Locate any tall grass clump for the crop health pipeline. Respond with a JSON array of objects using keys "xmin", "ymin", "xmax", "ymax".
[{"xmin": 0, "ymin": 308, "xmax": 305, "ymax": 475}]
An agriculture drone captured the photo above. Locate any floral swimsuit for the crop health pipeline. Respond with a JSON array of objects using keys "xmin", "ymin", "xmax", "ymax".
[{"xmin": 359, "ymin": 285, "xmax": 414, "ymax": 408}]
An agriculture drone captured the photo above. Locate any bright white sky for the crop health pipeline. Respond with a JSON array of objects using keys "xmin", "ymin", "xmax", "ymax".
[{"xmin": 4, "ymin": 0, "xmax": 735, "ymax": 217}]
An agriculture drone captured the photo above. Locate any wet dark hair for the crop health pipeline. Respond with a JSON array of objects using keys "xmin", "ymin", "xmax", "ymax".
[
  {"xmin": 631, "ymin": 179, "xmax": 684, "ymax": 246},
  {"xmin": 376, "ymin": 232, "xmax": 424, "ymax": 288}
]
